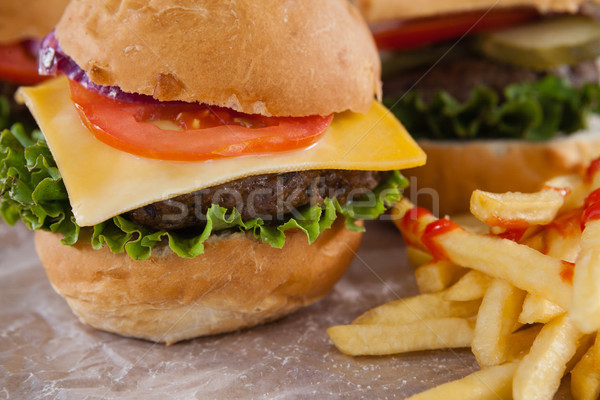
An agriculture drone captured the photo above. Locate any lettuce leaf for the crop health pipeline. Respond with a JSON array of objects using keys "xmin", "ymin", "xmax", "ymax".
[
  {"xmin": 384, "ymin": 76, "xmax": 600, "ymax": 141},
  {"xmin": 0, "ymin": 124, "xmax": 407, "ymax": 260}
]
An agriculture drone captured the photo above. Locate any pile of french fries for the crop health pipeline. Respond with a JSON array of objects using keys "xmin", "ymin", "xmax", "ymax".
[{"xmin": 328, "ymin": 158, "xmax": 600, "ymax": 399}]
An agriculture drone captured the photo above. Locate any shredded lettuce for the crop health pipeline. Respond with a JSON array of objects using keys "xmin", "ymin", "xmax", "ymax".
[
  {"xmin": 384, "ymin": 76, "xmax": 600, "ymax": 141},
  {"xmin": 0, "ymin": 124, "xmax": 407, "ymax": 260}
]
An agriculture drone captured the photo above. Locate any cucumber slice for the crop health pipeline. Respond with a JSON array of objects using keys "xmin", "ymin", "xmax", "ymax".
[{"xmin": 477, "ymin": 15, "xmax": 600, "ymax": 70}]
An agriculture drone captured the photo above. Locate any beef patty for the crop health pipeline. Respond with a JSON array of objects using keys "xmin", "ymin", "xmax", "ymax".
[
  {"xmin": 128, "ymin": 170, "xmax": 390, "ymax": 230},
  {"xmin": 384, "ymin": 56, "xmax": 600, "ymax": 103}
]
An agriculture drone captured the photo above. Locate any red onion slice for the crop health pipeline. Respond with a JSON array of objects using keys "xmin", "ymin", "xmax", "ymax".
[{"xmin": 39, "ymin": 31, "xmax": 171, "ymax": 105}]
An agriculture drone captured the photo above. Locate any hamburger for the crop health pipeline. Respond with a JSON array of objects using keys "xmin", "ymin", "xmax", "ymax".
[
  {"xmin": 357, "ymin": 0, "xmax": 600, "ymax": 215},
  {"xmin": 0, "ymin": 0, "xmax": 425, "ymax": 344},
  {"xmin": 0, "ymin": 0, "xmax": 70, "ymax": 130}
]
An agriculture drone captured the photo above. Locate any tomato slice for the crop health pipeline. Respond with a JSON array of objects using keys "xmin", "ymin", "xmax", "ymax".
[
  {"xmin": 373, "ymin": 8, "xmax": 540, "ymax": 51},
  {"xmin": 68, "ymin": 81, "xmax": 332, "ymax": 161},
  {"xmin": 0, "ymin": 42, "xmax": 46, "ymax": 85}
]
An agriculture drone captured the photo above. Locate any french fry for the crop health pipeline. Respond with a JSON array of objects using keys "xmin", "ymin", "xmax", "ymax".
[
  {"xmin": 571, "ymin": 219, "xmax": 600, "ymax": 334},
  {"xmin": 444, "ymin": 270, "xmax": 493, "ymax": 301},
  {"xmin": 406, "ymin": 362, "xmax": 519, "ymax": 400},
  {"xmin": 353, "ymin": 291, "xmax": 480, "ymax": 325},
  {"xmin": 513, "ymin": 314, "xmax": 583, "ymax": 400},
  {"xmin": 543, "ymin": 173, "xmax": 586, "ymax": 212},
  {"xmin": 415, "ymin": 260, "xmax": 467, "ymax": 293},
  {"xmin": 391, "ymin": 198, "xmax": 437, "ymax": 251},
  {"xmin": 444, "ymin": 270, "xmax": 492, "ymax": 302},
  {"xmin": 472, "ymin": 279, "xmax": 526, "ymax": 367},
  {"xmin": 470, "ymin": 189, "xmax": 565, "ymax": 228},
  {"xmin": 543, "ymin": 210, "xmax": 582, "ymax": 262},
  {"xmin": 450, "ymin": 213, "xmax": 490, "ymax": 234},
  {"xmin": 329, "ymin": 160, "xmax": 600, "ymax": 399},
  {"xmin": 518, "ymin": 293, "xmax": 564, "ymax": 325},
  {"xmin": 571, "ymin": 334, "xmax": 600, "ymax": 400},
  {"xmin": 432, "ymin": 225, "xmax": 571, "ymax": 309},
  {"xmin": 406, "ymin": 245, "xmax": 433, "ymax": 268},
  {"xmin": 327, "ymin": 318, "xmax": 475, "ymax": 356},
  {"xmin": 394, "ymin": 202, "xmax": 572, "ymax": 309}
]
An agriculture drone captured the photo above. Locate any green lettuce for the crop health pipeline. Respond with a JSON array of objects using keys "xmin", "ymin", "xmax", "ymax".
[
  {"xmin": 384, "ymin": 76, "xmax": 600, "ymax": 141},
  {"xmin": 0, "ymin": 124, "xmax": 407, "ymax": 260}
]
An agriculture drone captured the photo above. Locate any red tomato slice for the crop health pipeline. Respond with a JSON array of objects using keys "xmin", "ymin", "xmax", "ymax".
[
  {"xmin": 0, "ymin": 42, "xmax": 46, "ymax": 85},
  {"xmin": 373, "ymin": 8, "xmax": 540, "ymax": 51},
  {"xmin": 68, "ymin": 81, "xmax": 333, "ymax": 161}
]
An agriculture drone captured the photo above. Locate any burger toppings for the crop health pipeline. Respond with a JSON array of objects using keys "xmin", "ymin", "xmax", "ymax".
[
  {"xmin": 128, "ymin": 170, "xmax": 390, "ymax": 230},
  {"xmin": 0, "ymin": 40, "xmax": 44, "ymax": 85},
  {"xmin": 0, "ymin": 123, "xmax": 408, "ymax": 259},
  {"xmin": 376, "ymin": 7, "xmax": 600, "ymax": 141},
  {"xmin": 372, "ymin": 7, "xmax": 540, "ymax": 51},
  {"xmin": 2, "ymin": 74, "xmax": 424, "ymax": 260},
  {"xmin": 68, "ymin": 80, "xmax": 332, "ymax": 161}
]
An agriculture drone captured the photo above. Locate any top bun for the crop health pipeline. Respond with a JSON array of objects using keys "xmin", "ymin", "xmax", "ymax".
[
  {"xmin": 55, "ymin": 0, "xmax": 382, "ymax": 117},
  {"xmin": 356, "ymin": 0, "xmax": 598, "ymax": 23},
  {"xmin": 0, "ymin": 0, "xmax": 70, "ymax": 44}
]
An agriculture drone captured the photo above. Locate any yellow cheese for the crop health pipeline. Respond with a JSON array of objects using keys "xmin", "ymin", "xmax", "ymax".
[{"xmin": 18, "ymin": 76, "xmax": 426, "ymax": 227}]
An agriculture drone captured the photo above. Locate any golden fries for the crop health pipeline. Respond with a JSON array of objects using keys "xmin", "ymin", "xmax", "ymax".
[
  {"xmin": 327, "ymin": 318, "xmax": 475, "ymax": 356},
  {"xmin": 352, "ymin": 291, "xmax": 480, "ymax": 325},
  {"xmin": 519, "ymin": 293, "xmax": 564, "ymax": 325},
  {"xmin": 571, "ymin": 218, "xmax": 600, "ymax": 333},
  {"xmin": 406, "ymin": 245, "xmax": 433, "ymax": 267},
  {"xmin": 328, "ymin": 156, "xmax": 600, "ymax": 399},
  {"xmin": 406, "ymin": 362, "xmax": 518, "ymax": 400},
  {"xmin": 412, "ymin": 219, "xmax": 571, "ymax": 309},
  {"xmin": 472, "ymin": 279, "xmax": 525, "ymax": 367},
  {"xmin": 471, "ymin": 189, "xmax": 564, "ymax": 228},
  {"xmin": 513, "ymin": 314, "xmax": 583, "ymax": 400},
  {"xmin": 571, "ymin": 334, "xmax": 600, "ymax": 400},
  {"xmin": 443, "ymin": 270, "xmax": 491, "ymax": 301},
  {"xmin": 415, "ymin": 260, "xmax": 466, "ymax": 293}
]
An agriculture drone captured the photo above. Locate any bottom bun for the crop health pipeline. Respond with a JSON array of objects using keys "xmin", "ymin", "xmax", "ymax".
[
  {"xmin": 35, "ymin": 217, "xmax": 362, "ymax": 344},
  {"xmin": 403, "ymin": 127, "xmax": 600, "ymax": 216}
]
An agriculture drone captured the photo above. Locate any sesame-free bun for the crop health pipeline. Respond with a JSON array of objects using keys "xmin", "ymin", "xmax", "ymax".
[
  {"xmin": 54, "ymin": 0, "xmax": 381, "ymax": 117},
  {"xmin": 0, "ymin": 0, "xmax": 70, "ymax": 44},
  {"xmin": 35, "ymin": 217, "xmax": 363, "ymax": 345},
  {"xmin": 404, "ymin": 126, "xmax": 600, "ymax": 216},
  {"xmin": 356, "ymin": 0, "xmax": 598, "ymax": 23}
]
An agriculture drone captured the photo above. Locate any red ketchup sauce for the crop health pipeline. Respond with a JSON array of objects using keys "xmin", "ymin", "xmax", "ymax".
[
  {"xmin": 582, "ymin": 188, "xmax": 600, "ymax": 230},
  {"xmin": 560, "ymin": 261, "xmax": 575, "ymax": 284},
  {"xmin": 585, "ymin": 157, "xmax": 600, "ymax": 183},
  {"xmin": 496, "ymin": 228, "xmax": 529, "ymax": 242},
  {"xmin": 400, "ymin": 207, "xmax": 433, "ymax": 247},
  {"xmin": 421, "ymin": 219, "xmax": 461, "ymax": 261}
]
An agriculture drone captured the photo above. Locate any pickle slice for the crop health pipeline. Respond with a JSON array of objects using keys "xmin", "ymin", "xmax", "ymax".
[{"xmin": 477, "ymin": 15, "xmax": 600, "ymax": 70}]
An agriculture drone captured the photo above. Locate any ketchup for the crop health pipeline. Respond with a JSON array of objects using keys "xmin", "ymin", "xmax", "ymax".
[
  {"xmin": 400, "ymin": 207, "xmax": 433, "ymax": 247},
  {"xmin": 547, "ymin": 209, "xmax": 582, "ymax": 238},
  {"xmin": 496, "ymin": 228, "xmax": 528, "ymax": 242},
  {"xmin": 582, "ymin": 188, "xmax": 600, "ymax": 230},
  {"xmin": 484, "ymin": 216, "xmax": 530, "ymax": 230},
  {"xmin": 560, "ymin": 261, "xmax": 575, "ymax": 284},
  {"xmin": 421, "ymin": 219, "xmax": 461, "ymax": 261},
  {"xmin": 585, "ymin": 157, "xmax": 600, "ymax": 183}
]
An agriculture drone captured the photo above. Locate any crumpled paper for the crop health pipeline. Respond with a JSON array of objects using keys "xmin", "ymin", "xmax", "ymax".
[{"xmin": 0, "ymin": 221, "xmax": 572, "ymax": 399}]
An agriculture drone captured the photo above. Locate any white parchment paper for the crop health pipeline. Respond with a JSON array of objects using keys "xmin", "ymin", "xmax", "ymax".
[{"xmin": 0, "ymin": 221, "xmax": 572, "ymax": 399}]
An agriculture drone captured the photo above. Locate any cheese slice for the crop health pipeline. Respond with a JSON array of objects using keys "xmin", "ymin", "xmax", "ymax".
[{"xmin": 18, "ymin": 76, "xmax": 426, "ymax": 227}]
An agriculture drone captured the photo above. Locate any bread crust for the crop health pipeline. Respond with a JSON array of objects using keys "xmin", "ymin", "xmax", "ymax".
[
  {"xmin": 0, "ymin": 0, "xmax": 70, "ymax": 43},
  {"xmin": 403, "ymin": 127, "xmax": 600, "ymax": 215},
  {"xmin": 356, "ymin": 0, "xmax": 597, "ymax": 23},
  {"xmin": 35, "ymin": 217, "xmax": 363, "ymax": 344},
  {"xmin": 54, "ymin": 0, "xmax": 381, "ymax": 117}
]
